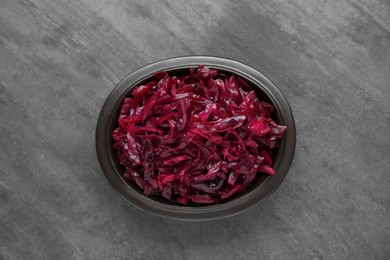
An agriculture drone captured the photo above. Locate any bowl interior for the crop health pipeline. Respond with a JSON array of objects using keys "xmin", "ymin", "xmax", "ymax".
[{"xmin": 108, "ymin": 66, "xmax": 286, "ymax": 207}]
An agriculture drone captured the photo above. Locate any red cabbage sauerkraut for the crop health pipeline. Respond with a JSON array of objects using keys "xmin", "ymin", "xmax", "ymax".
[{"xmin": 112, "ymin": 65, "xmax": 286, "ymax": 205}]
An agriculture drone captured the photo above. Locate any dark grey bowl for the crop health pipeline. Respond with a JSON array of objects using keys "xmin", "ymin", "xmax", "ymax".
[{"xmin": 96, "ymin": 56, "xmax": 296, "ymax": 221}]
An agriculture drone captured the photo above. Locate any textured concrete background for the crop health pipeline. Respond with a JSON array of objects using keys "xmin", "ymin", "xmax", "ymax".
[{"xmin": 1, "ymin": 0, "xmax": 389, "ymax": 259}]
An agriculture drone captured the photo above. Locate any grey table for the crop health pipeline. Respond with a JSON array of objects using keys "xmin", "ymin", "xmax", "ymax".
[{"xmin": 1, "ymin": 1, "xmax": 389, "ymax": 259}]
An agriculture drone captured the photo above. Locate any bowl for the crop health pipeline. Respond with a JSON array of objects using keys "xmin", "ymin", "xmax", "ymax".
[{"xmin": 96, "ymin": 56, "xmax": 296, "ymax": 220}]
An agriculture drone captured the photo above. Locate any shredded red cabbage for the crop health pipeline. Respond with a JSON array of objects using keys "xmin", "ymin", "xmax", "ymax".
[{"xmin": 112, "ymin": 65, "xmax": 286, "ymax": 205}]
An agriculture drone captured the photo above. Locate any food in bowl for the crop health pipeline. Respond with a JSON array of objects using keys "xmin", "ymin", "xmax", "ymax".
[{"xmin": 112, "ymin": 65, "xmax": 286, "ymax": 205}]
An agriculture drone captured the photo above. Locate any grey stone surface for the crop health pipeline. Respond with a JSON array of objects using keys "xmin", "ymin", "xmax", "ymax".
[{"xmin": 1, "ymin": 0, "xmax": 389, "ymax": 259}]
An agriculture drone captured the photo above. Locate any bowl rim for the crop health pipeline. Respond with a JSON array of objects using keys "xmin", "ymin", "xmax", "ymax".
[{"xmin": 96, "ymin": 56, "xmax": 296, "ymax": 221}]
